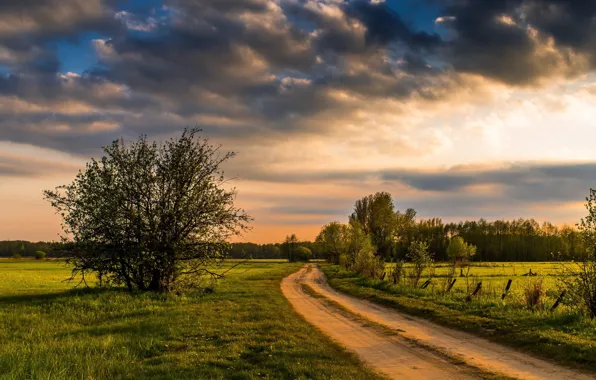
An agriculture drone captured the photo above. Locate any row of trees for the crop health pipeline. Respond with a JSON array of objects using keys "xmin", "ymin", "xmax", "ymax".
[
  {"xmin": 317, "ymin": 190, "xmax": 596, "ymax": 319},
  {"xmin": 228, "ymin": 241, "xmax": 323, "ymax": 260},
  {"xmin": 317, "ymin": 192, "xmax": 587, "ymax": 264},
  {"xmin": 0, "ymin": 241, "xmax": 52, "ymax": 258}
]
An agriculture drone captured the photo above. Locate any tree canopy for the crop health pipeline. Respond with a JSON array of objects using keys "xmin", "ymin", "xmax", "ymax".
[
  {"xmin": 44, "ymin": 129, "xmax": 251, "ymax": 292},
  {"xmin": 446, "ymin": 236, "xmax": 476, "ymax": 265}
]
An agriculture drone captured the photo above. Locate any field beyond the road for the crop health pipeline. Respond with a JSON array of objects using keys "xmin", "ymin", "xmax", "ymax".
[{"xmin": 0, "ymin": 260, "xmax": 381, "ymax": 380}]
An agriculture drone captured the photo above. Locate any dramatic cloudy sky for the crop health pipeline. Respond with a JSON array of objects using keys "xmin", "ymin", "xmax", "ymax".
[{"xmin": 2, "ymin": 0, "xmax": 596, "ymax": 243}]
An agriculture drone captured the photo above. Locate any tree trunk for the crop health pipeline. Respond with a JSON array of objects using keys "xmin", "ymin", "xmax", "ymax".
[{"xmin": 148, "ymin": 270, "xmax": 165, "ymax": 292}]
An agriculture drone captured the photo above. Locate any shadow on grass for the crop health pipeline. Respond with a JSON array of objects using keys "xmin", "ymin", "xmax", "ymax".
[{"xmin": 0, "ymin": 287, "xmax": 131, "ymax": 305}]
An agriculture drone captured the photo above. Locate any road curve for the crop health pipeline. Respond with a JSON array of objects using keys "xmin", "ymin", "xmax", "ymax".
[
  {"xmin": 281, "ymin": 265, "xmax": 481, "ymax": 379},
  {"xmin": 282, "ymin": 264, "xmax": 594, "ymax": 380}
]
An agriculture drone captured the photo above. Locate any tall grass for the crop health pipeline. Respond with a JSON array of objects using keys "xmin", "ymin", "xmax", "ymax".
[{"xmin": 523, "ymin": 278, "xmax": 545, "ymax": 310}]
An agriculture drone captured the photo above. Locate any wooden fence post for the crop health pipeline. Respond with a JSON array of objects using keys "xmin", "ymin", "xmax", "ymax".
[
  {"xmin": 420, "ymin": 279, "xmax": 432, "ymax": 289},
  {"xmin": 551, "ymin": 290, "xmax": 567, "ymax": 312},
  {"xmin": 446, "ymin": 278, "xmax": 456, "ymax": 292},
  {"xmin": 466, "ymin": 281, "xmax": 482, "ymax": 302},
  {"xmin": 501, "ymin": 279, "xmax": 513, "ymax": 300},
  {"xmin": 380, "ymin": 272, "xmax": 386, "ymax": 281}
]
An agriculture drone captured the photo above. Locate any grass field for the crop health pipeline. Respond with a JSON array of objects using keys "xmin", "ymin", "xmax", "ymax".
[
  {"xmin": 0, "ymin": 259, "xmax": 382, "ymax": 380},
  {"xmin": 322, "ymin": 262, "xmax": 596, "ymax": 372},
  {"xmin": 388, "ymin": 261, "xmax": 569, "ymax": 294}
]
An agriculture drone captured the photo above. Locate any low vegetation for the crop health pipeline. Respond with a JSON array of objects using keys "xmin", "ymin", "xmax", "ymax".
[{"xmin": 0, "ymin": 260, "xmax": 382, "ymax": 379}]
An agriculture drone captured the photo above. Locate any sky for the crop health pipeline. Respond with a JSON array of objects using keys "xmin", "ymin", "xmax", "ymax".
[{"xmin": 2, "ymin": 0, "xmax": 596, "ymax": 243}]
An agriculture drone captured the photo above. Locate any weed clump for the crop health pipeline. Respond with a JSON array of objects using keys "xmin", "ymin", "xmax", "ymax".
[{"xmin": 523, "ymin": 278, "xmax": 545, "ymax": 311}]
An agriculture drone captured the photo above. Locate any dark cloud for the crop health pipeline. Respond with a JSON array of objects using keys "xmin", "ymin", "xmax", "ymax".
[
  {"xmin": 343, "ymin": 0, "xmax": 441, "ymax": 49},
  {"xmin": 2, "ymin": 0, "xmax": 596, "ymax": 158},
  {"xmin": 232, "ymin": 162, "xmax": 596, "ymax": 205},
  {"xmin": 438, "ymin": 0, "xmax": 596, "ymax": 84},
  {"xmin": 0, "ymin": 0, "xmax": 124, "ymax": 74}
]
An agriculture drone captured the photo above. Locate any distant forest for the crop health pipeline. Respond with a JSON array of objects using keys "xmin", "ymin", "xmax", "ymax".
[
  {"xmin": 231, "ymin": 218, "xmax": 584, "ymax": 262},
  {"xmin": 398, "ymin": 218, "xmax": 584, "ymax": 262},
  {"xmin": 0, "ymin": 217, "xmax": 585, "ymax": 262},
  {"xmin": 0, "ymin": 241, "xmax": 53, "ymax": 258}
]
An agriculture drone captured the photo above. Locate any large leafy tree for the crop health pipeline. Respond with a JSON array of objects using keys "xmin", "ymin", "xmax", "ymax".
[
  {"xmin": 44, "ymin": 129, "xmax": 251, "ymax": 292},
  {"xmin": 350, "ymin": 192, "xmax": 396, "ymax": 258}
]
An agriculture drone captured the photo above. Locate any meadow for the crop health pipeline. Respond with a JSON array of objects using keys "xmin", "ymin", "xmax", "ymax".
[
  {"xmin": 394, "ymin": 261, "xmax": 569, "ymax": 294},
  {"xmin": 322, "ymin": 261, "xmax": 596, "ymax": 372},
  {"xmin": 0, "ymin": 259, "xmax": 381, "ymax": 380}
]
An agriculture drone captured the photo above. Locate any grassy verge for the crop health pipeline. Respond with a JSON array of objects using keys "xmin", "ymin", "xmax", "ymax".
[
  {"xmin": 0, "ymin": 260, "xmax": 382, "ymax": 379},
  {"xmin": 321, "ymin": 264, "xmax": 596, "ymax": 373}
]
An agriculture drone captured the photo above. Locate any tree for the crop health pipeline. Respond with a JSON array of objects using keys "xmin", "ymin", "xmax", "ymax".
[
  {"xmin": 350, "ymin": 192, "xmax": 396, "ymax": 258},
  {"xmin": 282, "ymin": 234, "xmax": 299, "ymax": 262},
  {"xmin": 35, "ymin": 251, "xmax": 47, "ymax": 260},
  {"xmin": 294, "ymin": 246, "xmax": 312, "ymax": 262},
  {"xmin": 44, "ymin": 128, "xmax": 251, "ymax": 292},
  {"xmin": 316, "ymin": 222, "xmax": 350, "ymax": 264},
  {"xmin": 394, "ymin": 208, "xmax": 417, "ymax": 257},
  {"xmin": 564, "ymin": 188, "xmax": 596, "ymax": 317},
  {"xmin": 446, "ymin": 236, "xmax": 476, "ymax": 266}
]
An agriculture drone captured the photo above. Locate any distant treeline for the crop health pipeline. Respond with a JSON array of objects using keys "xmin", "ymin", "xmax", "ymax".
[
  {"xmin": 396, "ymin": 218, "xmax": 584, "ymax": 262},
  {"xmin": 229, "ymin": 242, "xmax": 325, "ymax": 260},
  {"xmin": 0, "ymin": 241, "xmax": 53, "ymax": 258},
  {"xmin": 313, "ymin": 192, "xmax": 588, "ymax": 263},
  {"xmin": 3, "ymin": 213, "xmax": 586, "ymax": 262}
]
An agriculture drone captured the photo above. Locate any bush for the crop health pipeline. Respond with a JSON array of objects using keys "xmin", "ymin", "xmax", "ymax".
[
  {"xmin": 35, "ymin": 251, "xmax": 47, "ymax": 260},
  {"xmin": 406, "ymin": 240, "xmax": 433, "ymax": 287},
  {"xmin": 338, "ymin": 254, "xmax": 349, "ymax": 269},
  {"xmin": 561, "ymin": 261, "xmax": 596, "ymax": 317},
  {"xmin": 523, "ymin": 278, "xmax": 545, "ymax": 311},
  {"xmin": 294, "ymin": 246, "xmax": 312, "ymax": 262},
  {"xmin": 352, "ymin": 248, "xmax": 384, "ymax": 279},
  {"xmin": 12, "ymin": 253, "xmax": 21, "ymax": 259}
]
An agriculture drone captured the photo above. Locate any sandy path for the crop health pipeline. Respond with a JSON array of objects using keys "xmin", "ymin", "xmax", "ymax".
[
  {"xmin": 296, "ymin": 264, "xmax": 594, "ymax": 380},
  {"xmin": 281, "ymin": 266, "xmax": 481, "ymax": 379}
]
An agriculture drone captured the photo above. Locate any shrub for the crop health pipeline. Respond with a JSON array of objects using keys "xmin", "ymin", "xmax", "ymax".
[
  {"xmin": 12, "ymin": 253, "xmax": 21, "ymax": 259},
  {"xmin": 352, "ymin": 247, "xmax": 384, "ymax": 279},
  {"xmin": 523, "ymin": 278, "xmax": 545, "ymax": 311},
  {"xmin": 294, "ymin": 246, "xmax": 312, "ymax": 262},
  {"xmin": 35, "ymin": 251, "xmax": 47, "ymax": 260},
  {"xmin": 567, "ymin": 188, "xmax": 596, "ymax": 317},
  {"xmin": 406, "ymin": 240, "xmax": 433, "ymax": 287},
  {"xmin": 561, "ymin": 261, "xmax": 596, "ymax": 317},
  {"xmin": 338, "ymin": 254, "xmax": 349, "ymax": 269}
]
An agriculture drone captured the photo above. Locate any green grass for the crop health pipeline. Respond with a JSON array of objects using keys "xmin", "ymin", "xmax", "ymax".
[
  {"xmin": 0, "ymin": 260, "xmax": 382, "ymax": 380},
  {"xmin": 322, "ymin": 263, "xmax": 596, "ymax": 373},
  {"xmin": 385, "ymin": 261, "xmax": 570, "ymax": 293}
]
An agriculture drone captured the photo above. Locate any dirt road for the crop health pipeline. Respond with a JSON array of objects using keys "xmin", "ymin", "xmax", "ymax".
[{"xmin": 281, "ymin": 264, "xmax": 593, "ymax": 380}]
